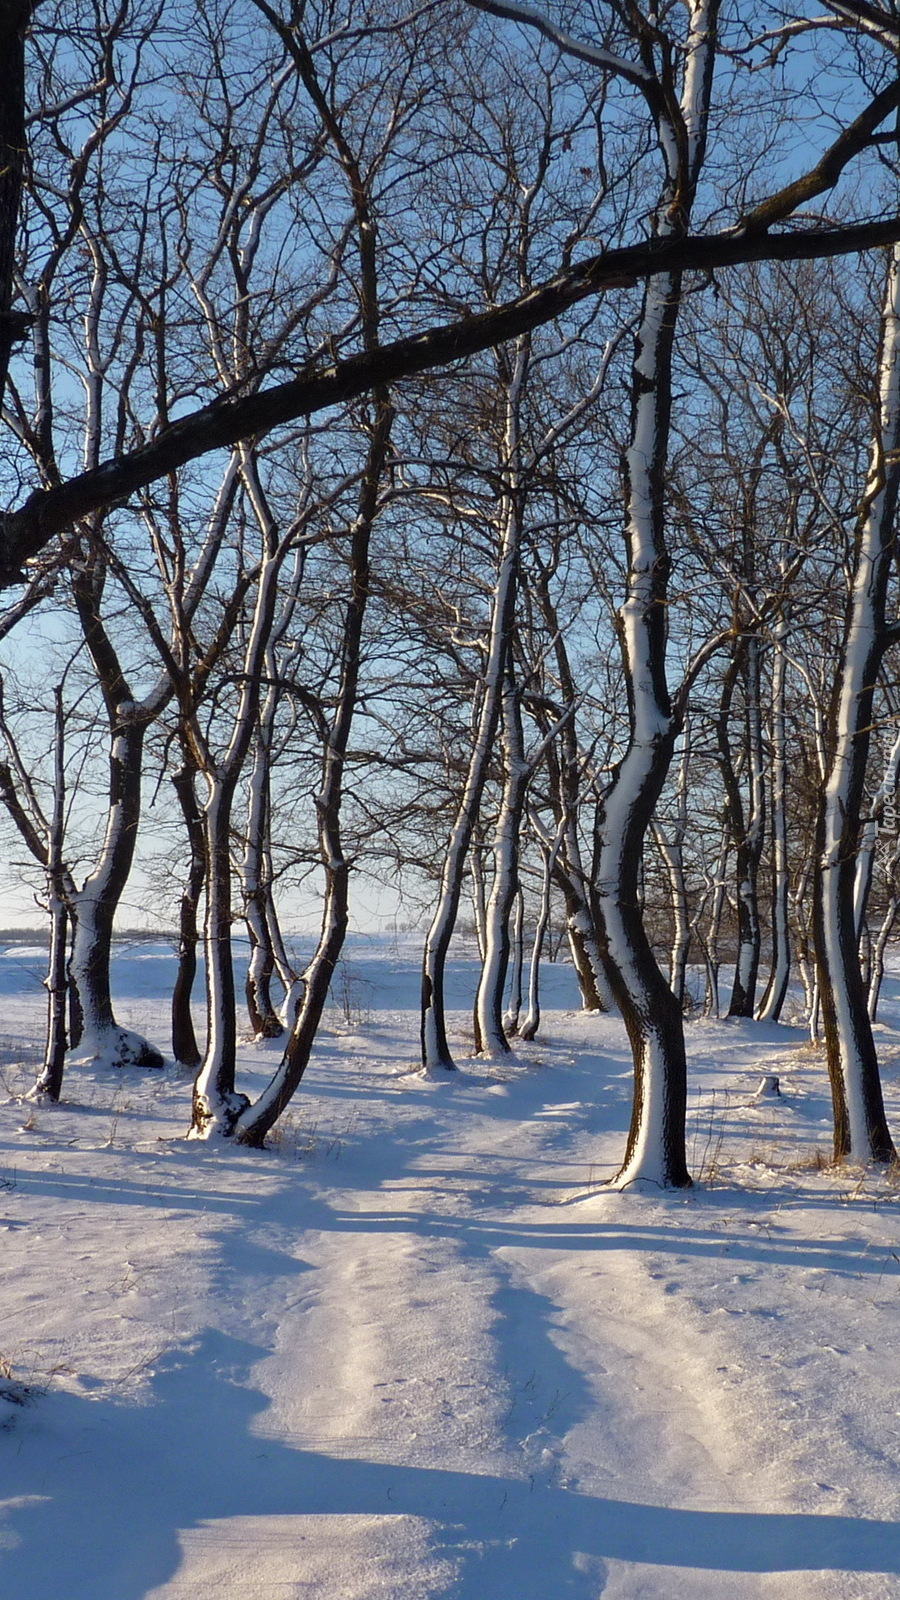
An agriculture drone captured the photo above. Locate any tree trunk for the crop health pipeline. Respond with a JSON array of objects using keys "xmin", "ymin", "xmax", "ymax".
[
  {"xmin": 0, "ymin": 2, "xmax": 30, "ymax": 406},
  {"xmin": 189, "ymin": 463, "xmax": 290, "ymax": 1136},
  {"xmin": 716, "ymin": 636, "xmax": 765, "ymax": 1019},
  {"xmin": 868, "ymin": 862, "xmax": 899, "ymax": 1023},
  {"xmin": 474, "ymin": 677, "xmax": 528, "ymax": 1056},
  {"xmin": 421, "ymin": 339, "xmax": 528, "ymax": 1074},
  {"xmin": 469, "ymin": 848, "xmax": 487, "ymax": 961},
  {"xmin": 504, "ymin": 887, "xmax": 524, "ymax": 1034},
  {"xmin": 190, "ymin": 780, "xmax": 250, "ymax": 1134},
  {"xmin": 236, "ymin": 397, "xmax": 391, "ymax": 1145},
  {"xmin": 757, "ymin": 611, "xmax": 791, "ymax": 1021},
  {"xmin": 520, "ymin": 841, "xmax": 553, "ymax": 1041},
  {"xmin": 31, "ymin": 688, "xmax": 69, "ymax": 1100},
  {"xmin": 595, "ymin": 269, "xmax": 691, "ymax": 1190},
  {"xmin": 171, "ymin": 760, "xmax": 205, "ymax": 1070},
  {"xmin": 530, "ymin": 561, "xmax": 612, "ymax": 1013},
  {"xmin": 67, "ymin": 561, "xmax": 163, "ymax": 1068},
  {"xmin": 652, "ymin": 718, "xmax": 693, "ymax": 1009},
  {"xmin": 66, "ymin": 716, "xmax": 163, "ymax": 1068},
  {"xmin": 812, "ymin": 244, "xmax": 900, "ymax": 1165},
  {"xmin": 241, "ymin": 729, "xmax": 284, "ymax": 1039}
]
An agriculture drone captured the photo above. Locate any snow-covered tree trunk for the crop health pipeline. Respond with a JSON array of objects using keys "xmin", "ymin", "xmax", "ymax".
[
  {"xmin": 595, "ymin": 267, "xmax": 690, "ymax": 1188},
  {"xmin": 229, "ymin": 26, "xmax": 391, "ymax": 1143},
  {"xmin": 266, "ymin": 894, "xmax": 304, "ymax": 1029},
  {"xmin": 652, "ymin": 719, "xmax": 692, "ymax": 1007},
  {"xmin": 420, "ymin": 339, "xmax": 528, "ymax": 1074},
  {"xmin": 191, "ymin": 778, "xmax": 252, "ymax": 1134},
  {"xmin": 66, "ymin": 713, "xmax": 163, "ymax": 1069},
  {"xmin": 66, "ymin": 561, "xmax": 163, "ymax": 1069},
  {"xmin": 501, "ymin": 0, "xmax": 718, "ymax": 1186},
  {"xmin": 545, "ymin": 838, "xmax": 613, "ymax": 1011},
  {"xmin": 757, "ymin": 611, "xmax": 791, "ymax": 1021},
  {"xmin": 241, "ymin": 717, "xmax": 284, "ymax": 1040},
  {"xmin": 520, "ymin": 840, "xmax": 553, "ymax": 1041},
  {"xmin": 812, "ymin": 243, "xmax": 900, "ymax": 1164},
  {"xmin": 504, "ymin": 888, "xmax": 525, "ymax": 1034},
  {"xmin": 171, "ymin": 759, "xmax": 205, "ymax": 1070},
  {"xmin": 474, "ymin": 677, "xmax": 528, "ymax": 1056},
  {"xmin": 868, "ymin": 844, "xmax": 900, "ymax": 1022},
  {"xmin": 469, "ymin": 848, "xmax": 488, "ymax": 962},
  {"xmin": 189, "ymin": 495, "xmax": 288, "ymax": 1135}
]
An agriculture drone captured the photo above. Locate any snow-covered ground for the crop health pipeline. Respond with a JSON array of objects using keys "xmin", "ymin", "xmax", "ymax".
[{"xmin": 1, "ymin": 936, "xmax": 900, "ymax": 1598}]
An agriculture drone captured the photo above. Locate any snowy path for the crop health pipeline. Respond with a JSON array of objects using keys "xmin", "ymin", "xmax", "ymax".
[{"xmin": 1, "ymin": 944, "xmax": 900, "ymax": 1596}]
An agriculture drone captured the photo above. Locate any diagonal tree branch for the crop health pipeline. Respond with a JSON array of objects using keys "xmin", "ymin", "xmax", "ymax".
[
  {"xmin": 3, "ymin": 218, "xmax": 900, "ymax": 583},
  {"xmin": 739, "ymin": 76, "xmax": 900, "ymax": 230}
]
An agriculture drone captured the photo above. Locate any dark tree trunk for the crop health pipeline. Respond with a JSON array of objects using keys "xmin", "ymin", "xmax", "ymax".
[
  {"xmin": 0, "ymin": 2, "xmax": 30, "ymax": 406},
  {"xmin": 32, "ymin": 686, "xmax": 69, "ymax": 1099},
  {"xmin": 716, "ymin": 637, "xmax": 765, "ymax": 1019},
  {"xmin": 171, "ymin": 761, "xmax": 205, "ymax": 1070}
]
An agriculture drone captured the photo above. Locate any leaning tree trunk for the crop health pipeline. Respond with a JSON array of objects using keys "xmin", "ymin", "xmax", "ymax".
[
  {"xmin": 812, "ymin": 244, "xmax": 900, "ymax": 1165},
  {"xmin": 265, "ymin": 888, "xmax": 304, "ymax": 1029},
  {"xmin": 735, "ymin": 632, "xmax": 766, "ymax": 1014},
  {"xmin": 469, "ymin": 847, "xmax": 488, "ymax": 962},
  {"xmin": 698, "ymin": 819, "xmax": 729, "ymax": 1017}
]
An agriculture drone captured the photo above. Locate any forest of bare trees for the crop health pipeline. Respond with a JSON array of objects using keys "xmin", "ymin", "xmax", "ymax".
[{"xmin": 2, "ymin": 0, "xmax": 900, "ymax": 1186}]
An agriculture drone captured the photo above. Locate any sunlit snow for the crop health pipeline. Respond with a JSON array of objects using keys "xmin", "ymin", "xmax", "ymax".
[{"xmin": 0, "ymin": 938, "xmax": 899, "ymax": 1598}]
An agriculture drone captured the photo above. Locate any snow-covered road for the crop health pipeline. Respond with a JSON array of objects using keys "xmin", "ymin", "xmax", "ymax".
[{"xmin": 1, "ymin": 941, "xmax": 899, "ymax": 1597}]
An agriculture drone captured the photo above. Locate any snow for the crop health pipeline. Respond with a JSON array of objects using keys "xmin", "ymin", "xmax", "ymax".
[{"xmin": 2, "ymin": 938, "xmax": 900, "ymax": 1596}]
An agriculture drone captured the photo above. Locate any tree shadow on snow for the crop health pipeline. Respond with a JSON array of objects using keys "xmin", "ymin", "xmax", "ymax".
[{"xmin": 1, "ymin": 1326, "xmax": 899, "ymax": 1598}]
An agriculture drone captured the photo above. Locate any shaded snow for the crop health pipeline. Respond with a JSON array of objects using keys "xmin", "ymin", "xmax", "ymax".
[{"xmin": 0, "ymin": 941, "xmax": 899, "ymax": 1595}]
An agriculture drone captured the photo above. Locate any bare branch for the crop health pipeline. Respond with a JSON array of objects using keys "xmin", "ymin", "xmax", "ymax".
[{"xmin": 3, "ymin": 214, "xmax": 900, "ymax": 585}]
